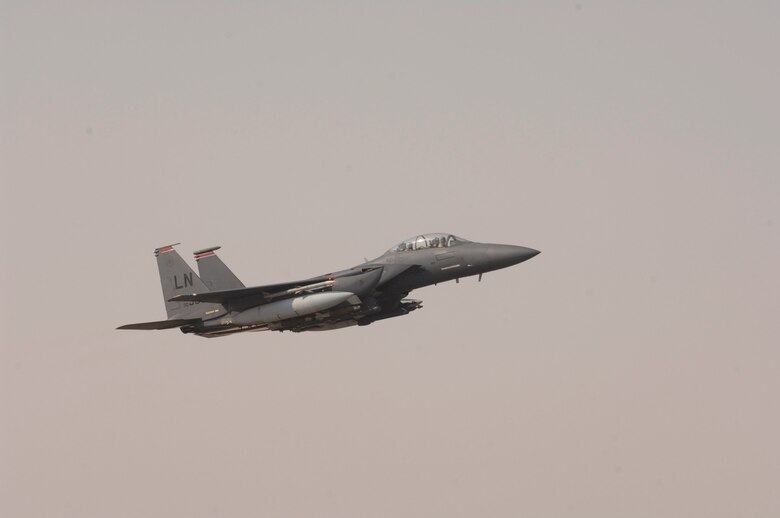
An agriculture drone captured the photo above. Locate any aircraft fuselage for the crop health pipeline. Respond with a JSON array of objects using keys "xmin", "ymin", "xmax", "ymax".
[{"xmin": 118, "ymin": 234, "xmax": 540, "ymax": 337}]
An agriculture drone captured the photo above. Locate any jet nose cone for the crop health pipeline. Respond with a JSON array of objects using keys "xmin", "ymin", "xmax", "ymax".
[
  {"xmin": 487, "ymin": 244, "xmax": 541, "ymax": 268},
  {"xmin": 521, "ymin": 246, "xmax": 541, "ymax": 260}
]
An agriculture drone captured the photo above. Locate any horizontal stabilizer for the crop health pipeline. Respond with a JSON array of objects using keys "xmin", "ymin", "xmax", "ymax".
[{"xmin": 117, "ymin": 318, "xmax": 200, "ymax": 330}]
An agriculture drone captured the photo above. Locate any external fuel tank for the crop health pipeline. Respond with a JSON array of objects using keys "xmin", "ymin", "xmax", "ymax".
[{"xmin": 227, "ymin": 291, "xmax": 355, "ymax": 326}]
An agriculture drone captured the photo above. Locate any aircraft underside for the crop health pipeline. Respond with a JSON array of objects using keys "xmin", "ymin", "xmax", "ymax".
[{"xmin": 183, "ymin": 299, "xmax": 423, "ymax": 337}]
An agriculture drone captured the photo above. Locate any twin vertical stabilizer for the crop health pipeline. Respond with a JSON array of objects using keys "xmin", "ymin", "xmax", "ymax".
[
  {"xmin": 155, "ymin": 244, "xmax": 222, "ymax": 320},
  {"xmin": 119, "ymin": 244, "xmax": 244, "ymax": 330},
  {"xmin": 193, "ymin": 246, "xmax": 245, "ymax": 290}
]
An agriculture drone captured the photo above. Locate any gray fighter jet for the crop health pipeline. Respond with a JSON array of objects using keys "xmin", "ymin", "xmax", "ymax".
[{"xmin": 118, "ymin": 233, "xmax": 539, "ymax": 337}]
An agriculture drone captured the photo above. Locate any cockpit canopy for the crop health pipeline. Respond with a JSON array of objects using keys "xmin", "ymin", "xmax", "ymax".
[{"xmin": 389, "ymin": 233, "xmax": 469, "ymax": 253}]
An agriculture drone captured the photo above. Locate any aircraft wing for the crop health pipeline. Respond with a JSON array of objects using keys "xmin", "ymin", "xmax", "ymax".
[
  {"xmin": 168, "ymin": 264, "xmax": 421, "ymax": 306},
  {"xmin": 167, "ymin": 276, "xmax": 332, "ymax": 304}
]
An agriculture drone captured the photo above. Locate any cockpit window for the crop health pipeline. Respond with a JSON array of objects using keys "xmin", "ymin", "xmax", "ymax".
[{"xmin": 389, "ymin": 233, "xmax": 468, "ymax": 253}]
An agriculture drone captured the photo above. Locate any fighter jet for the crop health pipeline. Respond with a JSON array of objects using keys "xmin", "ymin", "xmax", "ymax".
[{"xmin": 118, "ymin": 233, "xmax": 539, "ymax": 337}]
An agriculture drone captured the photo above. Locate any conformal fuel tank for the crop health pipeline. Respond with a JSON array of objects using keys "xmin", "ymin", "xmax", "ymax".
[{"xmin": 228, "ymin": 291, "xmax": 355, "ymax": 326}]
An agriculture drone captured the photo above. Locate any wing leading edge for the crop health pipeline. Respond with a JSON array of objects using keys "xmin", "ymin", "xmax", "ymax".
[{"xmin": 167, "ymin": 277, "xmax": 333, "ymax": 304}]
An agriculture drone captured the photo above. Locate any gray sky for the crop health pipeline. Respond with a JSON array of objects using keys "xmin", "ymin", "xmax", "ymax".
[{"xmin": 2, "ymin": 2, "xmax": 778, "ymax": 517}]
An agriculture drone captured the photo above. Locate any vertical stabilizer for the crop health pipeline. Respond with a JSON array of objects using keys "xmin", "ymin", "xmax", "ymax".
[
  {"xmin": 155, "ymin": 244, "xmax": 222, "ymax": 319},
  {"xmin": 194, "ymin": 246, "xmax": 246, "ymax": 290}
]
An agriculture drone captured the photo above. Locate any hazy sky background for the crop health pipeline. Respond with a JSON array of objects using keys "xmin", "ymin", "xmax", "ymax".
[{"xmin": 2, "ymin": 2, "xmax": 778, "ymax": 516}]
